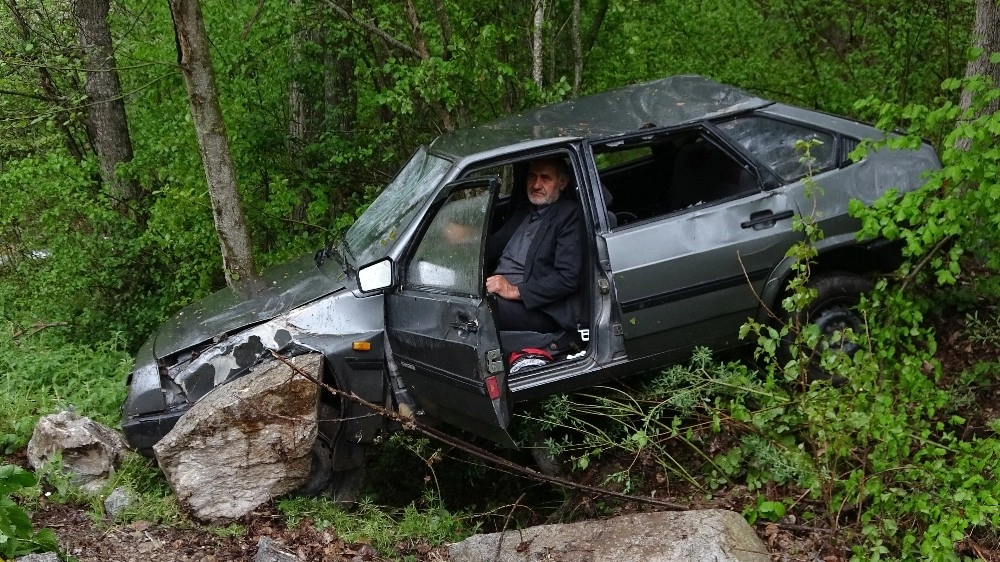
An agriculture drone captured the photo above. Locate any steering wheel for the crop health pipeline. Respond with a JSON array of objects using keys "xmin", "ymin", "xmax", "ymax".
[{"xmin": 614, "ymin": 211, "xmax": 639, "ymax": 225}]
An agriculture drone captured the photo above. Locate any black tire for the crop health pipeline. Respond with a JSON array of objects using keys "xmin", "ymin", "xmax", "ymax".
[
  {"xmin": 781, "ymin": 272, "xmax": 874, "ymax": 381},
  {"xmin": 295, "ymin": 401, "xmax": 366, "ymax": 504},
  {"xmin": 324, "ymin": 464, "xmax": 365, "ymax": 504},
  {"xmin": 297, "ymin": 433, "xmax": 336, "ymax": 497}
]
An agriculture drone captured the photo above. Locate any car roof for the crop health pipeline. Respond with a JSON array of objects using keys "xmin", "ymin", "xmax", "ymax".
[{"xmin": 429, "ymin": 75, "xmax": 772, "ymax": 158}]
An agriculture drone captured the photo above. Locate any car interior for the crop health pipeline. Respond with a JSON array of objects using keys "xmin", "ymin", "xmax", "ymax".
[{"xmin": 594, "ymin": 130, "xmax": 760, "ymax": 227}]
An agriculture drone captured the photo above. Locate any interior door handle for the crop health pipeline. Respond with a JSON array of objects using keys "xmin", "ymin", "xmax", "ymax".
[
  {"xmin": 741, "ymin": 209, "xmax": 794, "ymax": 230},
  {"xmin": 450, "ymin": 319, "xmax": 479, "ymax": 333}
]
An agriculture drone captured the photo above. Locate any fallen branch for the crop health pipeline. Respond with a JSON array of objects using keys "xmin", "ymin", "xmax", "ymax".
[
  {"xmin": 12, "ymin": 321, "xmax": 68, "ymax": 340},
  {"xmin": 269, "ymin": 350, "xmax": 689, "ymax": 511}
]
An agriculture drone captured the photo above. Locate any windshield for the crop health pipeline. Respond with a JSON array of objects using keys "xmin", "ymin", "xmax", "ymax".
[{"xmin": 345, "ymin": 147, "xmax": 452, "ymax": 265}]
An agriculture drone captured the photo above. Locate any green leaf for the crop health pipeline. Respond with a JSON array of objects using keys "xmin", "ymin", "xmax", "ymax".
[{"xmin": 0, "ymin": 465, "xmax": 36, "ymax": 495}]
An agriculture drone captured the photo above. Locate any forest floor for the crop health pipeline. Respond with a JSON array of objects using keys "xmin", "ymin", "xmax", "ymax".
[{"xmin": 14, "ymin": 306, "xmax": 1000, "ymax": 562}]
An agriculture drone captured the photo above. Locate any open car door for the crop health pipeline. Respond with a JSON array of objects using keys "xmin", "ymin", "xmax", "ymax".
[{"xmin": 385, "ymin": 177, "xmax": 515, "ymax": 447}]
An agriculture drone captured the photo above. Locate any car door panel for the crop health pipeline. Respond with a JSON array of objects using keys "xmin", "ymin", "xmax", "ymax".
[
  {"xmin": 606, "ymin": 189, "xmax": 800, "ymax": 358},
  {"xmin": 385, "ymin": 179, "xmax": 515, "ymax": 447}
]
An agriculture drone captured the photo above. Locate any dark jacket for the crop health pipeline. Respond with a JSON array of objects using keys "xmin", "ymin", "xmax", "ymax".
[{"xmin": 486, "ymin": 195, "xmax": 585, "ymax": 331}]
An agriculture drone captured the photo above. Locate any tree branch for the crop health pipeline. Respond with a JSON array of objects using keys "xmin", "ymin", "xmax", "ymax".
[
  {"xmin": 0, "ymin": 88, "xmax": 51, "ymax": 101},
  {"xmin": 324, "ymin": 0, "xmax": 420, "ymax": 59},
  {"xmin": 582, "ymin": 0, "xmax": 608, "ymax": 58},
  {"xmin": 403, "ymin": 0, "xmax": 430, "ymax": 59}
]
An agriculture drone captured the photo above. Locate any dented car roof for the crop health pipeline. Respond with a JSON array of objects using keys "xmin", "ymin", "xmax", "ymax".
[{"xmin": 429, "ymin": 75, "xmax": 772, "ymax": 157}]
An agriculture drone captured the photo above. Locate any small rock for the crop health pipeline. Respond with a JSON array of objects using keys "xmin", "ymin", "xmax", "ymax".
[
  {"xmin": 104, "ymin": 486, "xmax": 133, "ymax": 519},
  {"xmin": 27, "ymin": 411, "xmax": 127, "ymax": 494},
  {"xmin": 15, "ymin": 553, "xmax": 60, "ymax": 562},
  {"xmin": 255, "ymin": 536, "xmax": 301, "ymax": 562}
]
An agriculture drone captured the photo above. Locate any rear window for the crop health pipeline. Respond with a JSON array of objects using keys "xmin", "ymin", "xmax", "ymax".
[{"xmin": 717, "ymin": 116, "xmax": 834, "ymax": 182}]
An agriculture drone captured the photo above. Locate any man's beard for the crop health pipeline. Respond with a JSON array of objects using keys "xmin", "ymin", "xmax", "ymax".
[{"xmin": 528, "ymin": 190, "xmax": 560, "ymax": 206}]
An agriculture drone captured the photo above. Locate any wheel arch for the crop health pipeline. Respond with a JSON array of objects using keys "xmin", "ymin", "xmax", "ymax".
[{"xmin": 756, "ymin": 236, "xmax": 903, "ymax": 324}]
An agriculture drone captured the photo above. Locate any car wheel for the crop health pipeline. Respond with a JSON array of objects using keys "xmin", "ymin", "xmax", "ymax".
[
  {"xmin": 782, "ymin": 272, "xmax": 874, "ymax": 381},
  {"xmin": 324, "ymin": 464, "xmax": 365, "ymax": 504},
  {"xmin": 297, "ymin": 433, "xmax": 336, "ymax": 497},
  {"xmin": 295, "ymin": 401, "xmax": 366, "ymax": 503}
]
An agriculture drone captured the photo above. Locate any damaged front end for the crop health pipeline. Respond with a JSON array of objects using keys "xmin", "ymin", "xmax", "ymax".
[{"xmin": 121, "ymin": 250, "xmax": 388, "ymax": 456}]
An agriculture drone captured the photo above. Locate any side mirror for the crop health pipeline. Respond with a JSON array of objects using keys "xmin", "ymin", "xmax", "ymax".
[{"xmin": 357, "ymin": 258, "xmax": 393, "ymax": 293}]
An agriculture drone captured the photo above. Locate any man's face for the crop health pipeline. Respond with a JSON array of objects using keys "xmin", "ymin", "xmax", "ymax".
[{"xmin": 526, "ymin": 161, "xmax": 569, "ymax": 206}]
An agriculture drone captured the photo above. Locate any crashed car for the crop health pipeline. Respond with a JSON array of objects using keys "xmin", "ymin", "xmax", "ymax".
[{"xmin": 122, "ymin": 75, "xmax": 940, "ymax": 496}]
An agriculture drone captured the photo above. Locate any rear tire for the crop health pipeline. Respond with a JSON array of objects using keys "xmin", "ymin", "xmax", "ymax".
[{"xmin": 781, "ymin": 272, "xmax": 874, "ymax": 382}]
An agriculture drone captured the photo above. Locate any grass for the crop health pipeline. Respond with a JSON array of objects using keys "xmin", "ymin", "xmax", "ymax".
[
  {"xmin": 277, "ymin": 491, "xmax": 478, "ymax": 556},
  {"xmin": 0, "ymin": 327, "xmax": 130, "ymax": 454}
]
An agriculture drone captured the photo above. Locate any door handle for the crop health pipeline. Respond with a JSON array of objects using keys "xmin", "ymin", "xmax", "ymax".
[
  {"xmin": 741, "ymin": 209, "xmax": 794, "ymax": 230},
  {"xmin": 450, "ymin": 319, "xmax": 479, "ymax": 333}
]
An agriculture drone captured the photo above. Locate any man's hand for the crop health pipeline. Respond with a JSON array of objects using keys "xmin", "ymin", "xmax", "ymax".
[{"xmin": 486, "ymin": 275, "xmax": 521, "ymax": 300}]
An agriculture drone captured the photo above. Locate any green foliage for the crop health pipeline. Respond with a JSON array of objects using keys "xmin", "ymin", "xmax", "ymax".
[
  {"xmin": 744, "ymin": 496, "xmax": 786, "ymax": 526},
  {"xmin": 277, "ymin": 493, "xmax": 476, "ymax": 556},
  {"xmin": 530, "ymin": 347, "xmax": 767, "ymax": 490},
  {"xmin": 93, "ymin": 452, "xmax": 185, "ymax": 526},
  {"xmin": 211, "ymin": 523, "xmax": 247, "ymax": 539},
  {"xmin": 853, "ymin": 77, "xmax": 1000, "ymax": 270},
  {"xmin": 0, "ymin": 328, "xmax": 129, "ymax": 454},
  {"xmin": 21, "ymin": 450, "xmax": 185, "ymax": 527},
  {"xmin": 588, "ymin": 0, "xmax": 969, "ymax": 113},
  {"xmin": 0, "ymin": 465, "xmax": 61, "ymax": 559}
]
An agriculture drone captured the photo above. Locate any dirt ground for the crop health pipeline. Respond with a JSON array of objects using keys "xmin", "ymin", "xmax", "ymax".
[
  {"xmin": 15, "ymin": 306, "xmax": 1000, "ymax": 562},
  {"xmin": 31, "ymin": 502, "xmax": 448, "ymax": 562}
]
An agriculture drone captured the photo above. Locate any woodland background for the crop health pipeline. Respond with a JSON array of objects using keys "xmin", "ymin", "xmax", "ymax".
[{"xmin": 2, "ymin": 1, "xmax": 1000, "ymax": 560}]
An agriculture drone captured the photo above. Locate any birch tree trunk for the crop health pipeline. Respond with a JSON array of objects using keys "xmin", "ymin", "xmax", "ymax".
[
  {"xmin": 960, "ymin": 0, "xmax": 1000, "ymax": 117},
  {"xmin": 73, "ymin": 0, "xmax": 142, "ymax": 216},
  {"xmin": 531, "ymin": 0, "xmax": 544, "ymax": 88},
  {"xmin": 168, "ymin": 0, "xmax": 257, "ymax": 290}
]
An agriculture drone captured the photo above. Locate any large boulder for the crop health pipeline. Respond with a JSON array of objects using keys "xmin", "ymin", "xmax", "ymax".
[
  {"xmin": 27, "ymin": 411, "xmax": 127, "ymax": 494},
  {"xmin": 448, "ymin": 509, "xmax": 769, "ymax": 562},
  {"xmin": 154, "ymin": 353, "xmax": 322, "ymax": 522}
]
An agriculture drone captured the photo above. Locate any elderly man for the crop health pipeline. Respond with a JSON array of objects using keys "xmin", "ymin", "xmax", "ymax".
[{"xmin": 485, "ymin": 158, "xmax": 585, "ymax": 343}]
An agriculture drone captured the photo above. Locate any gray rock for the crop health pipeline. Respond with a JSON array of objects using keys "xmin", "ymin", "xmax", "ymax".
[
  {"xmin": 26, "ymin": 410, "xmax": 127, "ymax": 494},
  {"xmin": 154, "ymin": 353, "xmax": 322, "ymax": 522},
  {"xmin": 255, "ymin": 536, "xmax": 302, "ymax": 562},
  {"xmin": 15, "ymin": 553, "xmax": 60, "ymax": 562},
  {"xmin": 104, "ymin": 486, "xmax": 133, "ymax": 519},
  {"xmin": 448, "ymin": 509, "xmax": 769, "ymax": 562}
]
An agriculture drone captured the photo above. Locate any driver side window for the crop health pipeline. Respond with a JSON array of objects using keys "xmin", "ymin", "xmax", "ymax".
[{"xmin": 406, "ymin": 187, "xmax": 490, "ymax": 296}]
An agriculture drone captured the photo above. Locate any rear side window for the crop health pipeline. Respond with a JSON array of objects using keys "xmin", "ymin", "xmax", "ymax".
[{"xmin": 717, "ymin": 116, "xmax": 834, "ymax": 182}]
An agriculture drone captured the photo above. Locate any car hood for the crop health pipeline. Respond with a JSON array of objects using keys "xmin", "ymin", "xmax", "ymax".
[{"xmin": 153, "ymin": 251, "xmax": 350, "ymax": 359}]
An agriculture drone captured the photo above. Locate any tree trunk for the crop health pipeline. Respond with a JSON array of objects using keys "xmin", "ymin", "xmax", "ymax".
[
  {"xmin": 571, "ymin": 0, "xmax": 581, "ymax": 96},
  {"xmin": 432, "ymin": 0, "xmax": 452, "ymax": 58},
  {"xmin": 168, "ymin": 0, "xmax": 257, "ymax": 290},
  {"xmin": 531, "ymin": 0, "xmax": 544, "ymax": 88},
  {"xmin": 960, "ymin": 0, "xmax": 1000, "ymax": 116},
  {"xmin": 288, "ymin": 1, "xmax": 323, "ymax": 225},
  {"xmin": 404, "ymin": 0, "xmax": 455, "ymax": 131},
  {"xmin": 73, "ymin": 0, "xmax": 142, "ymax": 217},
  {"xmin": 582, "ymin": 0, "xmax": 608, "ymax": 58}
]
